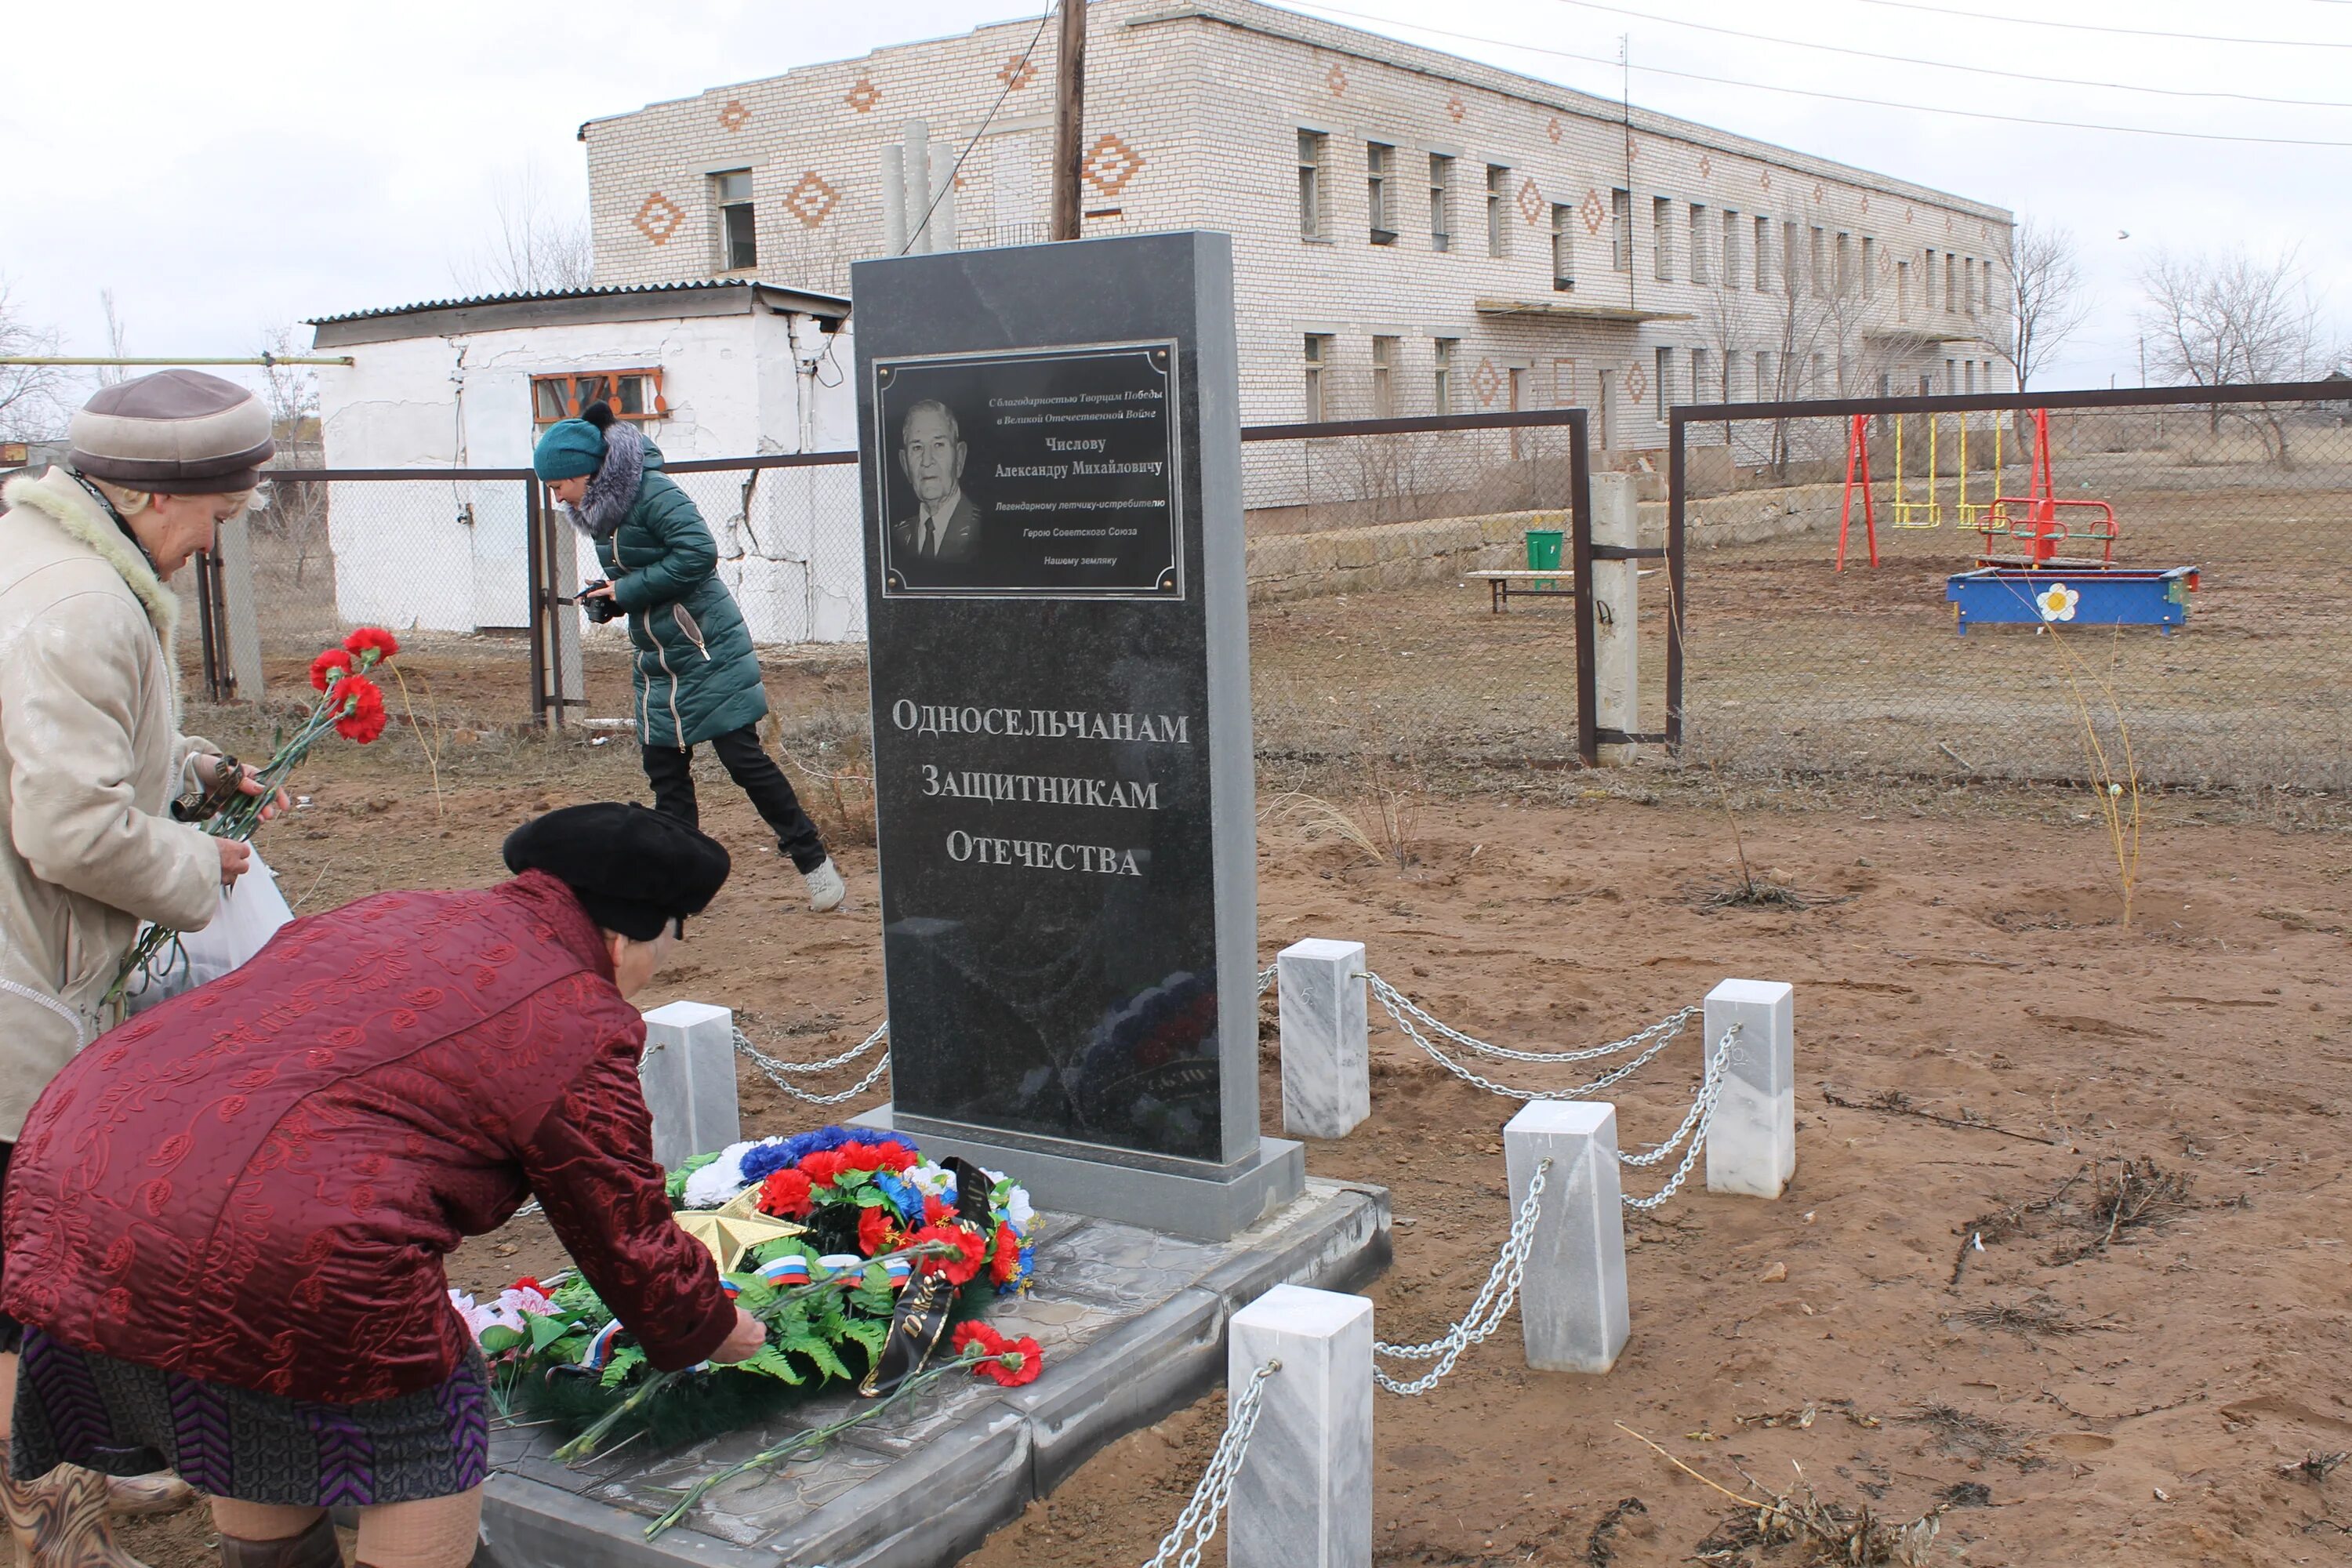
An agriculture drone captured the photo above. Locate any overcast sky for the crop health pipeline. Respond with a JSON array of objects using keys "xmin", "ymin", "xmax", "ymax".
[{"xmin": 6, "ymin": 0, "xmax": 2348, "ymax": 405}]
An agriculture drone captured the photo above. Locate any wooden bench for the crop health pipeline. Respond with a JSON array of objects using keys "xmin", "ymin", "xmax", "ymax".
[{"xmin": 1466, "ymin": 569, "xmax": 1574, "ymax": 612}]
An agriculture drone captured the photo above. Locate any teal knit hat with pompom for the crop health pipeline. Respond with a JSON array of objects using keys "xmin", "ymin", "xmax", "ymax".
[{"xmin": 532, "ymin": 416, "xmax": 605, "ymax": 481}]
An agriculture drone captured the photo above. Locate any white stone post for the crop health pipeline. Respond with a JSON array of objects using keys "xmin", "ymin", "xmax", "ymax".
[
  {"xmin": 1279, "ymin": 938, "xmax": 1368, "ymax": 1140},
  {"xmin": 215, "ymin": 514, "xmax": 266, "ymax": 701},
  {"xmin": 1591, "ymin": 471, "xmax": 1642, "ymax": 765},
  {"xmin": 902, "ymin": 120, "xmax": 933, "ymax": 252},
  {"xmin": 1228, "ymin": 1284, "xmax": 1372, "ymax": 1568},
  {"xmin": 1703, "ymin": 979, "xmax": 1796, "ymax": 1199},
  {"xmin": 639, "ymin": 1001, "xmax": 742, "ymax": 1171},
  {"xmin": 1504, "ymin": 1101, "xmax": 1629, "ymax": 1374},
  {"xmin": 927, "ymin": 141, "xmax": 959, "ymax": 250}
]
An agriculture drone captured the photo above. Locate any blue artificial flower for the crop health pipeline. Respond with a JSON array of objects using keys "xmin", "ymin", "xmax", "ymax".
[
  {"xmin": 996, "ymin": 1243, "xmax": 1037, "ymax": 1295},
  {"xmin": 871, "ymin": 1169, "xmax": 924, "ymax": 1222}
]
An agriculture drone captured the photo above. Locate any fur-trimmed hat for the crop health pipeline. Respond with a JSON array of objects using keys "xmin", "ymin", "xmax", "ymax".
[
  {"xmin": 68, "ymin": 369, "xmax": 274, "ymax": 492},
  {"xmin": 502, "ymin": 802, "xmax": 731, "ymax": 941}
]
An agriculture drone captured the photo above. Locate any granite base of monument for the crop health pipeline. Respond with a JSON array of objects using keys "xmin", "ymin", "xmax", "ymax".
[
  {"xmin": 851, "ymin": 1105, "xmax": 1305, "ymax": 1243},
  {"xmin": 473, "ymin": 1178, "xmax": 1388, "ymax": 1568}
]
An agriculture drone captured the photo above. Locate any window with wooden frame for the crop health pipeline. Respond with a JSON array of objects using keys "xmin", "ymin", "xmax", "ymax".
[{"xmin": 531, "ymin": 369, "xmax": 668, "ymax": 427}]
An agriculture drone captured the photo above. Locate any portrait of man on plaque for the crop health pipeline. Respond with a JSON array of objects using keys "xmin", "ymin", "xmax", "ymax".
[{"xmin": 886, "ymin": 399, "xmax": 987, "ymax": 583}]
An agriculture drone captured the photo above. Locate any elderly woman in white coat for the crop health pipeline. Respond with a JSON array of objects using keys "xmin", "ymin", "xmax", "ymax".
[{"xmin": 0, "ymin": 369, "xmax": 285, "ymax": 1565}]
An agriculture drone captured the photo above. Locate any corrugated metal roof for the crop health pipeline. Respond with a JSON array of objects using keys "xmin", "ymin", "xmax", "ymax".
[{"xmin": 305, "ymin": 278, "xmax": 848, "ymax": 327}]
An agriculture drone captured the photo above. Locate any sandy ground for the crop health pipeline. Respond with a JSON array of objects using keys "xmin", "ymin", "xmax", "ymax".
[{"xmin": 40, "ymin": 724, "xmax": 2352, "ymax": 1567}]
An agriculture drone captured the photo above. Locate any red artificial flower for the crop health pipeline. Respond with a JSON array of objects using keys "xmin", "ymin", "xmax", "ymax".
[
  {"xmin": 908, "ymin": 1222, "xmax": 988, "ymax": 1285},
  {"xmin": 343, "ymin": 626, "xmax": 401, "ymax": 665},
  {"xmin": 840, "ymin": 1145, "xmax": 884, "ymax": 1174},
  {"xmin": 951, "ymin": 1322, "xmax": 1042, "ymax": 1388},
  {"xmin": 511, "ymin": 1277, "xmax": 543, "ymax": 1296},
  {"xmin": 989, "ymin": 1224, "xmax": 1022, "ymax": 1286},
  {"xmin": 798, "ymin": 1149, "xmax": 847, "ymax": 1186},
  {"xmin": 307, "ymin": 648, "xmax": 352, "ymax": 691},
  {"xmin": 924, "ymin": 1196, "xmax": 953, "ymax": 1225},
  {"xmin": 873, "ymin": 1141, "xmax": 917, "ymax": 1173},
  {"xmin": 331, "ymin": 677, "xmax": 388, "ymax": 744},
  {"xmin": 857, "ymin": 1206, "xmax": 899, "ymax": 1257},
  {"xmin": 758, "ymin": 1169, "xmax": 814, "ymax": 1218}
]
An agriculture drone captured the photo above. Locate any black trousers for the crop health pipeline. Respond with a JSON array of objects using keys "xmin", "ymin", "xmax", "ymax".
[
  {"xmin": 0, "ymin": 1140, "xmax": 18, "ymax": 1353},
  {"xmin": 643, "ymin": 724, "xmax": 828, "ymax": 873}
]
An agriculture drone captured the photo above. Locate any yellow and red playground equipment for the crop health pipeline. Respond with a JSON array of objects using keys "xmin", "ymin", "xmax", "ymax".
[{"xmin": 1837, "ymin": 406, "xmax": 2120, "ymax": 571}]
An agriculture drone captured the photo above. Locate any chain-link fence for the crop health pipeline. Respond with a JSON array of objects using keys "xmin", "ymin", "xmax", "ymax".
[
  {"xmin": 1666, "ymin": 381, "xmax": 2352, "ymax": 797},
  {"xmin": 215, "ymin": 410, "xmax": 1607, "ymax": 776}
]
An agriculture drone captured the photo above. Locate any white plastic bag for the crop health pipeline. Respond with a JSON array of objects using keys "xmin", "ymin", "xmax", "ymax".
[{"xmin": 122, "ymin": 847, "xmax": 295, "ymax": 1015}]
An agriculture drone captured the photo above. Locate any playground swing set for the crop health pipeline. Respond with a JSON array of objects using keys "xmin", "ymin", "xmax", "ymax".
[{"xmin": 1833, "ymin": 408, "xmax": 2197, "ymax": 634}]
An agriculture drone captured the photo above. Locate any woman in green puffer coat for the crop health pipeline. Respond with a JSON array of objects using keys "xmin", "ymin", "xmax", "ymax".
[{"xmin": 533, "ymin": 403, "xmax": 845, "ymax": 912}]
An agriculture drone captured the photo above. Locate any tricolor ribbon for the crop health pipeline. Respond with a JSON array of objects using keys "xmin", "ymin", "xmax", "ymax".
[{"xmin": 580, "ymin": 1319, "xmax": 625, "ymax": 1370}]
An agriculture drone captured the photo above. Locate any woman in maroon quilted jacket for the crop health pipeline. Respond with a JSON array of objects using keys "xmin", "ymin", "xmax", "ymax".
[{"xmin": 0, "ymin": 803, "xmax": 768, "ymax": 1568}]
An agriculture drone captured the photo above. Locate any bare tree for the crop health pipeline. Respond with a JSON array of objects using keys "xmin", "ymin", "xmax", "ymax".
[
  {"xmin": 96, "ymin": 288, "xmax": 130, "ymax": 386},
  {"xmin": 1996, "ymin": 219, "xmax": 2087, "ymax": 394},
  {"xmin": 0, "ymin": 281, "xmax": 71, "ymax": 440},
  {"xmin": 2139, "ymin": 245, "xmax": 2342, "ymax": 459},
  {"xmin": 252, "ymin": 323, "xmax": 330, "ymax": 583},
  {"xmin": 451, "ymin": 165, "xmax": 594, "ymax": 297}
]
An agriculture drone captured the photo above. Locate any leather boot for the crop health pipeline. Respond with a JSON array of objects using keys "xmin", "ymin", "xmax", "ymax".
[
  {"xmin": 104, "ymin": 1471, "xmax": 198, "ymax": 1518},
  {"xmin": 0, "ymin": 1457, "xmax": 154, "ymax": 1567},
  {"xmin": 216, "ymin": 1514, "xmax": 341, "ymax": 1568}
]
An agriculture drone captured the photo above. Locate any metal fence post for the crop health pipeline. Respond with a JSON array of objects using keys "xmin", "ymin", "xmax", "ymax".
[
  {"xmin": 524, "ymin": 477, "xmax": 550, "ymax": 728},
  {"xmin": 1664, "ymin": 413, "xmax": 1688, "ymax": 755},
  {"xmin": 1570, "ymin": 409, "xmax": 1599, "ymax": 767}
]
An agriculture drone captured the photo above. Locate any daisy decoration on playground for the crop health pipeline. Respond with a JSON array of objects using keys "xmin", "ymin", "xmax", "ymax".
[{"xmin": 2034, "ymin": 583, "xmax": 2079, "ymax": 622}]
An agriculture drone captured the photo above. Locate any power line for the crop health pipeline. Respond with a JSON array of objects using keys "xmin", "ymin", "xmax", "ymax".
[
  {"xmin": 1551, "ymin": 0, "xmax": 2352, "ymax": 110},
  {"xmin": 1285, "ymin": 1, "xmax": 2352, "ymax": 147},
  {"xmin": 898, "ymin": 9, "xmax": 1052, "ymax": 254},
  {"xmin": 1852, "ymin": 0, "xmax": 2352, "ymax": 49}
]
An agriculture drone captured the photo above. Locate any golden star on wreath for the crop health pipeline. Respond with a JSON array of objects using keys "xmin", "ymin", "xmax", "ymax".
[{"xmin": 675, "ymin": 1200, "xmax": 804, "ymax": 1273}]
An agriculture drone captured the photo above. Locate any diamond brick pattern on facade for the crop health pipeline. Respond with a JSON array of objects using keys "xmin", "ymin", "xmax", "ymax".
[
  {"xmin": 845, "ymin": 75, "xmax": 880, "ymax": 113},
  {"xmin": 1759, "ymin": 169, "xmax": 1772, "ymax": 190},
  {"xmin": 633, "ymin": 192, "xmax": 685, "ymax": 245},
  {"xmin": 1470, "ymin": 356, "xmax": 1501, "ymax": 406},
  {"xmin": 1697, "ymin": 153, "xmax": 1711, "ymax": 178},
  {"xmin": 1624, "ymin": 361, "xmax": 1647, "ymax": 402},
  {"xmin": 718, "ymin": 100, "xmax": 750, "ymax": 132},
  {"xmin": 1579, "ymin": 188, "xmax": 1606, "ymax": 236},
  {"xmin": 1812, "ymin": 180, "xmax": 1826, "ymax": 202},
  {"xmin": 1547, "ymin": 115, "xmax": 1563, "ymax": 143},
  {"xmin": 1326, "ymin": 62, "xmax": 1348, "ymax": 96},
  {"xmin": 999, "ymin": 53, "xmax": 1037, "ymax": 89},
  {"xmin": 1516, "ymin": 176, "xmax": 1544, "ymax": 225},
  {"xmin": 783, "ymin": 172, "xmax": 839, "ymax": 228},
  {"xmin": 1083, "ymin": 132, "xmax": 1144, "ymax": 195},
  {"xmin": 1445, "ymin": 94, "xmax": 1466, "ymax": 122}
]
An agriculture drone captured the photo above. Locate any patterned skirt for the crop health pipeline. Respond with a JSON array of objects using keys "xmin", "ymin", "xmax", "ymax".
[{"xmin": 8, "ymin": 1330, "xmax": 488, "ymax": 1508}]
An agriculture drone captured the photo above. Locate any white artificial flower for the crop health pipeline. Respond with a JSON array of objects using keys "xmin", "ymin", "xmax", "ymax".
[
  {"xmin": 681, "ymin": 1140, "xmax": 759, "ymax": 1209},
  {"xmin": 2034, "ymin": 583, "xmax": 2079, "ymax": 622},
  {"xmin": 1006, "ymin": 1186, "xmax": 1036, "ymax": 1229},
  {"xmin": 909, "ymin": 1160, "xmax": 958, "ymax": 1199}
]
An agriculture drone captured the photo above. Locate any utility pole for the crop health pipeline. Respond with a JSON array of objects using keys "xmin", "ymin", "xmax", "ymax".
[{"xmin": 1051, "ymin": 0, "xmax": 1088, "ymax": 241}]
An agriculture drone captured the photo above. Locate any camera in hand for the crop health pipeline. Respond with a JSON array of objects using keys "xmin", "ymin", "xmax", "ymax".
[{"xmin": 579, "ymin": 579, "xmax": 622, "ymax": 623}]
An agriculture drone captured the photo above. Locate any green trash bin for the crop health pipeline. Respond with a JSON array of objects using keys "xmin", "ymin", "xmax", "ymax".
[{"xmin": 1525, "ymin": 528, "xmax": 1563, "ymax": 590}]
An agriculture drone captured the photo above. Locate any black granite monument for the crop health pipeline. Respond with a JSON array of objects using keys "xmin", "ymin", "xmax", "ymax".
[{"xmin": 850, "ymin": 231, "xmax": 1301, "ymax": 1240}]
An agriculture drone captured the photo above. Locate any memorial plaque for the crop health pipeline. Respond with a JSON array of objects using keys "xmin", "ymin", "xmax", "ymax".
[{"xmin": 851, "ymin": 232, "xmax": 1301, "ymax": 1240}]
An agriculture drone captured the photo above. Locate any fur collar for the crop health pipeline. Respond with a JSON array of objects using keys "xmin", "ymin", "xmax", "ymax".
[
  {"xmin": 2, "ymin": 466, "xmax": 179, "ymax": 644},
  {"xmin": 563, "ymin": 419, "xmax": 645, "ymax": 541}
]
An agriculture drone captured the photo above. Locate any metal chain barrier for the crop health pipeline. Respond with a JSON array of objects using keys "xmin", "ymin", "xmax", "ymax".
[
  {"xmin": 1367, "ymin": 972, "xmax": 1697, "ymax": 1065},
  {"xmin": 1256, "ymin": 962, "xmax": 1276, "ymax": 998},
  {"xmin": 1620, "ymin": 1024, "xmax": 1741, "ymax": 1212},
  {"xmin": 1141, "ymin": 1359, "xmax": 1280, "ymax": 1568},
  {"xmin": 1371, "ymin": 1157, "xmax": 1551, "ymax": 1396},
  {"xmin": 1367, "ymin": 974, "xmax": 1697, "ymax": 1104},
  {"xmin": 731, "ymin": 1022, "xmax": 891, "ymax": 1106}
]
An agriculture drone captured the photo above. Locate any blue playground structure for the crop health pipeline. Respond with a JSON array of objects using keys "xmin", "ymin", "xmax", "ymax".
[{"xmin": 1945, "ymin": 567, "xmax": 2200, "ymax": 636}]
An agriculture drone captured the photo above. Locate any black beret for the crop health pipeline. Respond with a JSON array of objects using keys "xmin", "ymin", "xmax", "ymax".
[{"xmin": 502, "ymin": 803, "xmax": 731, "ymax": 940}]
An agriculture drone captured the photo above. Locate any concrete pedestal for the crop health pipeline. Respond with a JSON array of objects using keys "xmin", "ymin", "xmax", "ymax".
[
  {"xmin": 1227, "ymin": 1285, "xmax": 1373, "ymax": 1568},
  {"xmin": 1703, "ymin": 979, "xmax": 1796, "ymax": 1199},
  {"xmin": 639, "ymin": 1003, "xmax": 742, "ymax": 1174},
  {"xmin": 1504, "ymin": 1101, "xmax": 1629, "ymax": 1374},
  {"xmin": 1279, "ymin": 939, "xmax": 1369, "ymax": 1141}
]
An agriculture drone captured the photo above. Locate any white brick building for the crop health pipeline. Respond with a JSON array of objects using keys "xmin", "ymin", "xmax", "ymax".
[{"xmin": 580, "ymin": 0, "xmax": 2013, "ymax": 457}]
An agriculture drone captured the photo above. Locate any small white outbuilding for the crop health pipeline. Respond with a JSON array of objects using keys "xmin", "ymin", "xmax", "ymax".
[{"xmin": 307, "ymin": 279, "xmax": 863, "ymax": 644}]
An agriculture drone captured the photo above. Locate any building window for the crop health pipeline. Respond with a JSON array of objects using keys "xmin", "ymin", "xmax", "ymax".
[
  {"xmin": 1722, "ymin": 349, "xmax": 1741, "ymax": 401},
  {"xmin": 1303, "ymin": 335, "xmax": 1334, "ymax": 419},
  {"xmin": 1965, "ymin": 256, "xmax": 1980, "ymax": 315},
  {"xmin": 1689, "ymin": 204, "xmax": 1709, "ymax": 285},
  {"xmin": 1754, "ymin": 214, "xmax": 1771, "ymax": 292},
  {"xmin": 1721, "ymin": 209, "xmax": 1740, "ymax": 290},
  {"xmin": 1835, "ymin": 232, "xmax": 1853, "ymax": 297},
  {"xmin": 1809, "ymin": 227, "xmax": 1827, "ymax": 297},
  {"xmin": 1486, "ymin": 165, "xmax": 1511, "ymax": 258},
  {"xmin": 1812, "ymin": 352, "xmax": 1827, "ymax": 393},
  {"xmin": 531, "ymin": 369, "xmax": 666, "ymax": 428},
  {"xmin": 1945, "ymin": 251, "xmax": 1958, "ymax": 312},
  {"xmin": 1652, "ymin": 197, "xmax": 1674, "ymax": 281},
  {"xmin": 1612, "ymin": 188, "xmax": 1633, "ymax": 272},
  {"xmin": 1756, "ymin": 350, "xmax": 1776, "ymax": 398},
  {"xmin": 1896, "ymin": 259, "xmax": 1910, "ymax": 321},
  {"xmin": 1690, "ymin": 347, "xmax": 1712, "ymax": 403},
  {"xmin": 1783, "ymin": 221, "xmax": 1800, "ymax": 296},
  {"xmin": 1654, "ymin": 347, "xmax": 1674, "ymax": 417},
  {"xmin": 1550, "ymin": 204, "xmax": 1576, "ymax": 292},
  {"xmin": 1964, "ymin": 360, "xmax": 1978, "ymax": 394},
  {"xmin": 1428, "ymin": 154, "xmax": 1453, "ymax": 251},
  {"xmin": 1861, "ymin": 236, "xmax": 1876, "ymax": 299},
  {"xmin": 1944, "ymin": 356, "xmax": 1958, "ymax": 391},
  {"xmin": 713, "ymin": 169, "xmax": 757, "ymax": 270},
  {"xmin": 1432, "ymin": 336, "xmax": 1457, "ymax": 413},
  {"xmin": 1297, "ymin": 131, "xmax": 1327, "ymax": 239},
  {"xmin": 1552, "ymin": 357, "xmax": 1576, "ymax": 406},
  {"xmin": 1367, "ymin": 142, "xmax": 1396, "ymax": 245},
  {"xmin": 1370, "ymin": 335, "xmax": 1398, "ymax": 416}
]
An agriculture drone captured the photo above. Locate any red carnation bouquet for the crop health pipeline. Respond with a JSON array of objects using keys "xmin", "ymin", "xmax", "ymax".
[{"xmin": 107, "ymin": 627, "xmax": 401, "ymax": 1003}]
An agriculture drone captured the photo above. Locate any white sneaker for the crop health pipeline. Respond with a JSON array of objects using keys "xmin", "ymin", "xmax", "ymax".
[{"xmin": 804, "ymin": 858, "xmax": 847, "ymax": 913}]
